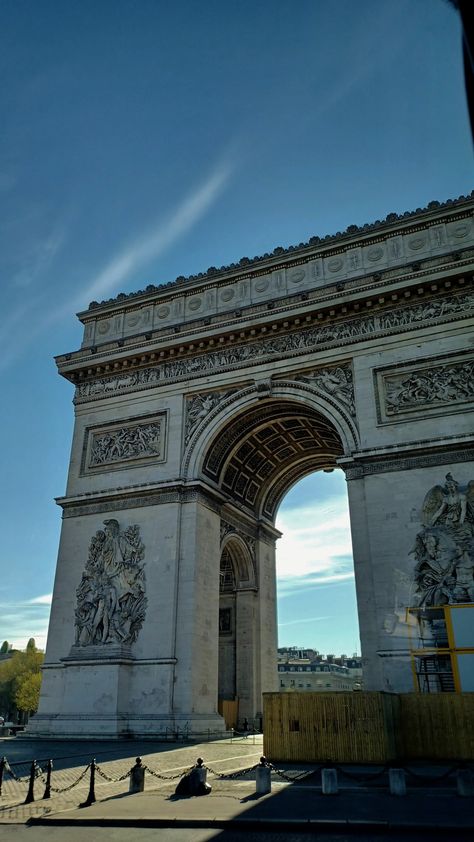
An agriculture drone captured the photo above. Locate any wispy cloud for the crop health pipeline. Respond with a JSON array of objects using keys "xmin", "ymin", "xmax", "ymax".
[
  {"xmin": 11, "ymin": 222, "xmax": 67, "ymax": 289},
  {"xmin": 0, "ymin": 597, "xmax": 51, "ymax": 651},
  {"xmin": 278, "ymin": 571, "xmax": 354, "ymax": 599},
  {"xmin": 276, "ymin": 494, "xmax": 353, "ymax": 581},
  {"xmin": 73, "ymin": 158, "xmax": 233, "ymax": 311},
  {"xmin": 0, "ymin": 153, "xmax": 235, "ymax": 373},
  {"xmin": 28, "ymin": 593, "xmax": 52, "ymax": 605},
  {"xmin": 279, "ymin": 615, "xmax": 331, "ymax": 627}
]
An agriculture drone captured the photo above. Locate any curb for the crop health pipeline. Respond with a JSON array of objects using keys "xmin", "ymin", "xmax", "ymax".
[{"xmin": 26, "ymin": 815, "xmax": 474, "ymax": 833}]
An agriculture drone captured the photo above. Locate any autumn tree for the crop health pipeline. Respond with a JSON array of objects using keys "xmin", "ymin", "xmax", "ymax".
[
  {"xmin": 15, "ymin": 672, "xmax": 42, "ymax": 715},
  {"xmin": 0, "ymin": 645, "xmax": 43, "ymax": 721}
]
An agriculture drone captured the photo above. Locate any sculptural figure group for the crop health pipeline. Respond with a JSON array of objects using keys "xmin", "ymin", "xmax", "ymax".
[
  {"xmin": 74, "ymin": 519, "xmax": 147, "ymax": 647},
  {"xmin": 412, "ymin": 474, "xmax": 474, "ymax": 607}
]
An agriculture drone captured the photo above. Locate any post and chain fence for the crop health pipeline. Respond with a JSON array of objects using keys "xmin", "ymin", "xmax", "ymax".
[{"xmin": 1, "ymin": 752, "xmax": 473, "ymax": 808}]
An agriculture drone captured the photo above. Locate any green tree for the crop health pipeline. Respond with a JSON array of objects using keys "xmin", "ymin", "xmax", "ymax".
[
  {"xmin": 0, "ymin": 641, "xmax": 9, "ymax": 654},
  {"xmin": 0, "ymin": 646, "xmax": 43, "ymax": 720},
  {"xmin": 15, "ymin": 672, "xmax": 42, "ymax": 715},
  {"xmin": 26, "ymin": 638, "xmax": 36, "ymax": 653}
]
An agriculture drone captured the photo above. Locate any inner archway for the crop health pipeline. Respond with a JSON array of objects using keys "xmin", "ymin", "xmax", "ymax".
[{"xmin": 201, "ymin": 393, "xmax": 352, "ymax": 725}]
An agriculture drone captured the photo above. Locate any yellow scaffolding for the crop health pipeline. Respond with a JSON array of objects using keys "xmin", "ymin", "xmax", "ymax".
[{"xmin": 406, "ymin": 603, "xmax": 474, "ymax": 692}]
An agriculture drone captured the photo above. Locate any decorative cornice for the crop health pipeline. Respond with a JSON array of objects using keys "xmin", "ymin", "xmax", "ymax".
[
  {"xmin": 341, "ymin": 439, "xmax": 474, "ymax": 479},
  {"xmin": 57, "ymin": 248, "xmax": 472, "ymax": 375},
  {"xmin": 85, "ymin": 193, "xmax": 474, "ymax": 312},
  {"xmin": 72, "ymin": 285, "xmax": 474, "ymax": 403},
  {"xmin": 57, "ymin": 480, "xmax": 224, "ymax": 518}
]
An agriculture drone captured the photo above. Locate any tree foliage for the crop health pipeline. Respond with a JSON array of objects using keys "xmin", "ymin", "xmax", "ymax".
[
  {"xmin": 15, "ymin": 672, "xmax": 42, "ymax": 714},
  {"xmin": 0, "ymin": 647, "xmax": 43, "ymax": 718},
  {"xmin": 0, "ymin": 641, "xmax": 9, "ymax": 654}
]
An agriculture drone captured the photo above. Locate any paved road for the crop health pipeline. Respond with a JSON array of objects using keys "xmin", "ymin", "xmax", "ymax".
[{"xmin": 2, "ymin": 828, "xmax": 474, "ymax": 842}]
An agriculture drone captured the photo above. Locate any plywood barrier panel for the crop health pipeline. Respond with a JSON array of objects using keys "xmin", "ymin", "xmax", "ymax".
[
  {"xmin": 218, "ymin": 698, "xmax": 239, "ymax": 729},
  {"xmin": 263, "ymin": 692, "xmax": 474, "ymax": 762},
  {"xmin": 396, "ymin": 694, "xmax": 474, "ymax": 761},
  {"xmin": 263, "ymin": 692, "xmax": 390, "ymax": 763}
]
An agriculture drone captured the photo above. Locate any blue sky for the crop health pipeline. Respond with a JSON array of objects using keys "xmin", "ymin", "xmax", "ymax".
[{"xmin": 0, "ymin": 0, "xmax": 472, "ymax": 654}]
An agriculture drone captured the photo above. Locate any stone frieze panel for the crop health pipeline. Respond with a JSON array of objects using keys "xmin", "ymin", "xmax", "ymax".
[
  {"xmin": 75, "ymin": 290, "xmax": 474, "ymax": 404},
  {"xmin": 375, "ymin": 353, "xmax": 474, "ymax": 423},
  {"xmin": 82, "ymin": 412, "xmax": 167, "ymax": 473}
]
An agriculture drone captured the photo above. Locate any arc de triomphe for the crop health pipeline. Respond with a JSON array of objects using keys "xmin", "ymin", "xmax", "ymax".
[{"xmin": 30, "ymin": 194, "xmax": 474, "ymax": 737}]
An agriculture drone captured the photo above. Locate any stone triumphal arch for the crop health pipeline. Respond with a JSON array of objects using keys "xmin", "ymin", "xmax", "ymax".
[{"xmin": 31, "ymin": 194, "xmax": 474, "ymax": 737}]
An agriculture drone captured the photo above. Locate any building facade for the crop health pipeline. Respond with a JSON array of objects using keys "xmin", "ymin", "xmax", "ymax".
[{"xmin": 29, "ymin": 194, "xmax": 474, "ymax": 738}]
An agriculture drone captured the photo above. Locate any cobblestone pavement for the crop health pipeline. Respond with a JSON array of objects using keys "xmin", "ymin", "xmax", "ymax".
[{"xmin": 0, "ymin": 736, "xmax": 264, "ymax": 824}]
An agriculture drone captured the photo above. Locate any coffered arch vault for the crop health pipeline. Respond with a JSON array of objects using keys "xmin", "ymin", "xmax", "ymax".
[{"xmin": 186, "ymin": 383, "xmax": 357, "ymax": 521}]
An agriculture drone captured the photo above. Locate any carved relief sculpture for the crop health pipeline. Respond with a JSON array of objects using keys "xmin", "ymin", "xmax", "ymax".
[
  {"xmin": 184, "ymin": 390, "xmax": 237, "ymax": 445},
  {"xmin": 295, "ymin": 363, "xmax": 355, "ymax": 416},
  {"xmin": 89, "ymin": 420, "xmax": 163, "ymax": 467},
  {"xmin": 74, "ymin": 519, "xmax": 147, "ymax": 647},
  {"xmin": 412, "ymin": 475, "xmax": 474, "ymax": 607},
  {"xmin": 76, "ymin": 291, "xmax": 474, "ymax": 403},
  {"xmin": 385, "ymin": 359, "xmax": 474, "ymax": 416}
]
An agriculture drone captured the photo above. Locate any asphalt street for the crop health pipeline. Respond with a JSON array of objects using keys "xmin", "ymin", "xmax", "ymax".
[{"xmin": 3, "ymin": 828, "xmax": 474, "ymax": 842}]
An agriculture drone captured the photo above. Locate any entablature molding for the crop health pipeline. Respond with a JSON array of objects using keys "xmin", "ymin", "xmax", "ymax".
[
  {"xmin": 76, "ymin": 195, "xmax": 474, "ymax": 332},
  {"xmin": 340, "ymin": 434, "xmax": 474, "ymax": 479},
  {"xmin": 56, "ymin": 479, "xmax": 226, "ymax": 518},
  {"xmin": 58, "ymin": 249, "xmax": 473, "ymax": 379},
  {"xmin": 69, "ymin": 281, "xmax": 474, "ymax": 404}
]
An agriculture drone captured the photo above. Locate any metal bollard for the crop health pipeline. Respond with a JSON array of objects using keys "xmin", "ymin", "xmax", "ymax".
[
  {"xmin": 256, "ymin": 756, "xmax": 271, "ymax": 795},
  {"xmin": 80, "ymin": 759, "xmax": 96, "ymax": 808},
  {"xmin": 389, "ymin": 768, "xmax": 406, "ymax": 796},
  {"xmin": 195, "ymin": 757, "xmax": 207, "ymax": 786},
  {"xmin": 129, "ymin": 757, "xmax": 145, "ymax": 793},
  {"xmin": 457, "ymin": 769, "xmax": 474, "ymax": 797},
  {"xmin": 0, "ymin": 757, "xmax": 5, "ymax": 797},
  {"xmin": 321, "ymin": 768, "xmax": 338, "ymax": 795},
  {"xmin": 43, "ymin": 759, "xmax": 53, "ymax": 799},
  {"xmin": 24, "ymin": 760, "xmax": 37, "ymax": 804}
]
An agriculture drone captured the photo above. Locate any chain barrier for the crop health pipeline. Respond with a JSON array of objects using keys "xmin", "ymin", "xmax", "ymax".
[
  {"xmin": 402, "ymin": 764, "xmax": 461, "ymax": 783},
  {"xmin": 2, "ymin": 751, "xmax": 473, "ymax": 804},
  {"xmin": 95, "ymin": 765, "xmax": 131, "ymax": 783},
  {"xmin": 43, "ymin": 763, "xmax": 92, "ymax": 793},
  {"xmin": 333, "ymin": 764, "xmax": 389, "ymax": 783},
  {"xmin": 3, "ymin": 759, "xmax": 42, "ymax": 784},
  {"xmin": 267, "ymin": 761, "xmax": 326, "ymax": 783},
  {"xmin": 144, "ymin": 764, "xmax": 193, "ymax": 781},
  {"xmin": 204, "ymin": 763, "xmax": 259, "ymax": 779}
]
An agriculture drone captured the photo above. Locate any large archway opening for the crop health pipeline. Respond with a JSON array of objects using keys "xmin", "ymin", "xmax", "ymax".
[{"xmin": 199, "ymin": 393, "xmax": 358, "ymax": 725}]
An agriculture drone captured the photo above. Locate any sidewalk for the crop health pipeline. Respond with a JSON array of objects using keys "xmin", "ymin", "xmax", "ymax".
[
  {"xmin": 26, "ymin": 781, "xmax": 474, "ymax": 833},
  {"xmin": 1, "ymin": 736, "xmax": 473, "ymax": 833}
]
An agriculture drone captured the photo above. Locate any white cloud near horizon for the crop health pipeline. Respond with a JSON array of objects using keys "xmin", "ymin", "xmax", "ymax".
[
  {"xmin": 276, "ymin": 494, "xmax": 353, "ymax": 585},
  {"xmin": 28, "ymin": 593, "xmax": 53, "ymax": 605},
  {"xmin": 0, "ymin": 595, "xmax": 52, "ymax": 651}
]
